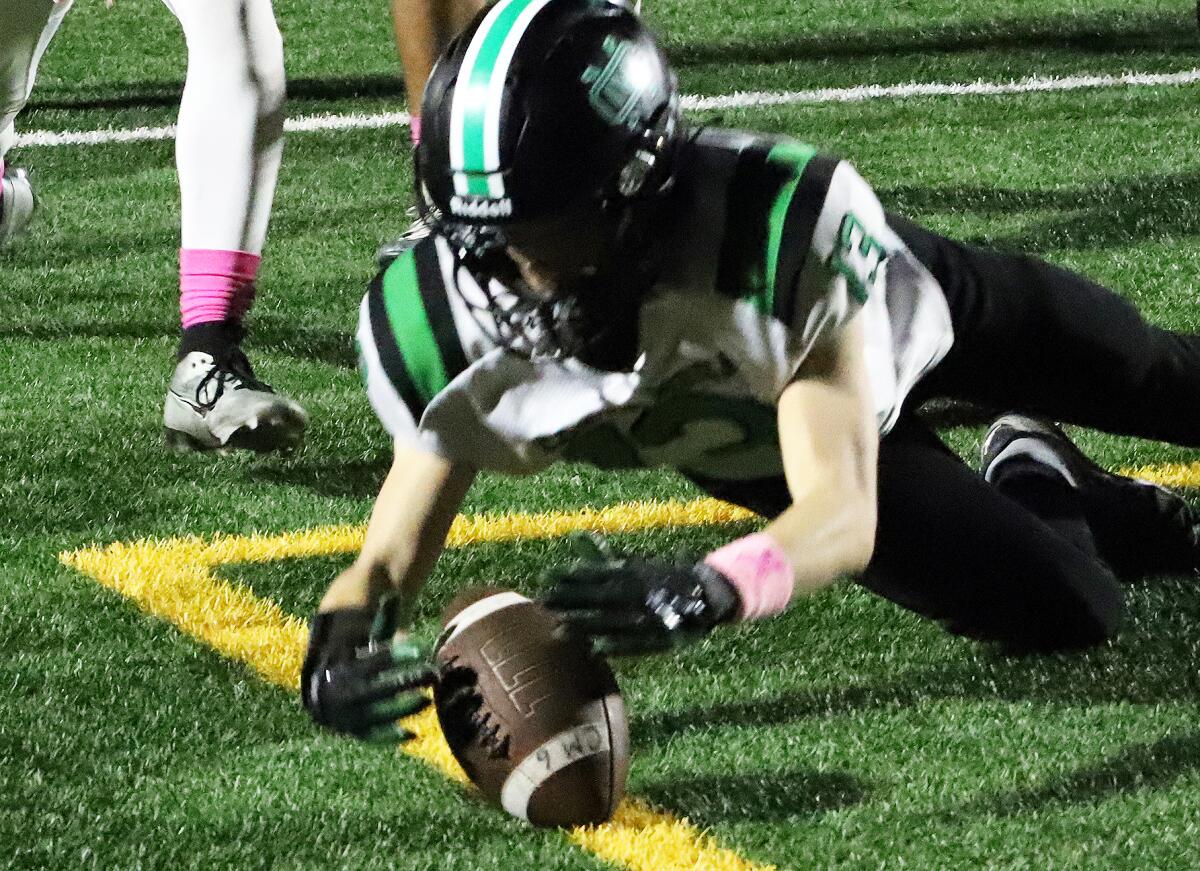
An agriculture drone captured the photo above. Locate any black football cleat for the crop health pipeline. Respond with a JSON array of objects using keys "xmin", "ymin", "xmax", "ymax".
[{"xmin": 982, "ymin": 414, "xmax": 1200, "ymax": 577}]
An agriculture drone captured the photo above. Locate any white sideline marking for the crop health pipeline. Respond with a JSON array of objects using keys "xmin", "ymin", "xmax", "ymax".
[
  {"xmin": 13, "ymin": 110, "xmax": 414, "ymax": 147},
  {"xmin": 683, "ymin": 68, "xmax": 1200, "ymax": 110},
  {"xmin": 14, "ymin": 68, "xmax": 1200, "ymax": 149}
]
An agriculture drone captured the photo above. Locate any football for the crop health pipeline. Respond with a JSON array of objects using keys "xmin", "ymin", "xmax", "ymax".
[{"xmin": 433, "ymin": 588, "xmax": 629, "ymax": 828}]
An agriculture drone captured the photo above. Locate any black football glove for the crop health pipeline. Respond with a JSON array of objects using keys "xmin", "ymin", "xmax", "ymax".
[
  {"xmin": 301, "ymin": 598, "xmax": 435, "ymax": 743},
  {"xmin": 541, "ymin": 533, "xmax": 742, "ymax": 656}
]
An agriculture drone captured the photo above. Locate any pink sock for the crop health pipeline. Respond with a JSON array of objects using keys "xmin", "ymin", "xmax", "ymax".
[
  {"xmin": 704, "ymin": 533, "xmax": 795, "ymax": 621},
  {"xmin": 410, "ymin": 115, "xmax": 421, "ymax": 146},
  {"xmin": 179, "ymin": 249, "xmax": 261, "ymax": 329}
]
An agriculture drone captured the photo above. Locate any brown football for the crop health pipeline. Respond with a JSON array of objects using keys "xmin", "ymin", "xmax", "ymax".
[{"xmin": 433, "ymin": 589, "xmax": 629, "ymax": 828}]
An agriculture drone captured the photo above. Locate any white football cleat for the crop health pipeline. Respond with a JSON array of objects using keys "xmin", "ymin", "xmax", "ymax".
[
  {"xmin": 163, "ymin": 350, "xmax": 308, "ymax": 453},
  {"xmin": 0, "ymin": 167, "xmax": 37, "ymax": 247}
]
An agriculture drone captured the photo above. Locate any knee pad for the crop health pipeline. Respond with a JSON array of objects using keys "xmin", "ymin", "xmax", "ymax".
[
  {"xmin": 243, "ymin": 0, "xmax": 285, "ymax": 108},
  {"xmin": 169, "ymin": 0, "xmax": 285, "ymax": 104}
]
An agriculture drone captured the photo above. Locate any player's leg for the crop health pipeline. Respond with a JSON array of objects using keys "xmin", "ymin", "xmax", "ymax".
[
  {"xmin": 393, "ymin": 0, "xmax": 487, "ymax": 141},
  {"xmin": 862, "ymin": 415, "xmax": 1128, "ymax": 653},
  {"xmin": 377, "ymin": 0, "xmax": 488, "ymax": 266},
  {"xmin": 0, "ymin": 0, "xmax": 71, "ymax": 246},
  {"xmin": 159, "ymin": 0, "xmax": 306, "ymax": 453},
  {"xmin": 890, "ymin": 212, "xmax": 1200, "ymax": 447},
  {"xmin": 980, "ymin": 413, "xmax": 1199, "ymax": 579}
]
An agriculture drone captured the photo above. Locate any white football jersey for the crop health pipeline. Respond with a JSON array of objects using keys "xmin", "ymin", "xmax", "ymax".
[{"xmin": 357, "ymin": 128, "xmax": 954, "ymax": 482}]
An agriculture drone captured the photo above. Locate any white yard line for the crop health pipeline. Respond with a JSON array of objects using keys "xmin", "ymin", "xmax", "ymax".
[{"xmin": 15, "ymin": 68, "xmax": 1200, "ymax": 149}]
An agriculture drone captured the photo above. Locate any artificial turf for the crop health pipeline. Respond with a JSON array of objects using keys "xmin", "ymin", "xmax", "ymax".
[{"xmin": 4, "ymin": 0, "xmax": 1200, "ymax": 867}]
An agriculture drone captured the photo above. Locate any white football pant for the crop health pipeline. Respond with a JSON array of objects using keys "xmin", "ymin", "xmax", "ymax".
[
  {"xmin": 0, "ymin": 0, "xmax": 284, "ymax": 255},
  {"xmin": 0, "ymin": 0, "xmax": 72, "ymax": 161}
]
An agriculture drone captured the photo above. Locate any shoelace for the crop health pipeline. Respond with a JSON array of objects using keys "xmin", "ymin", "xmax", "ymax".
[
  {"xmin": 438, "ymin": 659, "xmax": 511, "ymax": 760},
  {"xmin": 193, "ymin": 349, "xmax": 271, "ymax": 408}
]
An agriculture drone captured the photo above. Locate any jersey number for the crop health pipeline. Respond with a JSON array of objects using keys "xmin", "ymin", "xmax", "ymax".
[
  {"xmin": 830, "ymin": 213, "xmax": 886, "ymax": 303},
  {"xmin": 556, "ymin": 366, "xmax": 782, "ymax": 480}
]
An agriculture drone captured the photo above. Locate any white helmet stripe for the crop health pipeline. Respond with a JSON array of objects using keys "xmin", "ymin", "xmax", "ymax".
[{"xmin": 449, "ymin": 0, "xmax": 558, "ymax": 200}]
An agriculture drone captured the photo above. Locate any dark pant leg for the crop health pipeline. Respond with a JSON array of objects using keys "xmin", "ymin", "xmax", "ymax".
[
  {"xmin": 862, "ymin": 416, "xmax": 1124, "ymax": 652},
  {"xmin": 889, "ymin": 213, "xmax": 1200, "ymax": 446},
  {"xmin": 691, "ymin": 417, "xmax": 1125, "ymax": 652}
]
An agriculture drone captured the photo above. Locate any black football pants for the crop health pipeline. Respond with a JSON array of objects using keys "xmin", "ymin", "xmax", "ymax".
[{"xmin": 698, "ymin": 215, "xmax": 1200, "ymax": 653}]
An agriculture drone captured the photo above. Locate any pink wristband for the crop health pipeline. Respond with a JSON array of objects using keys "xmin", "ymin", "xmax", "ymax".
[
  {"xmin": 703, "ymin": 533, "xmax": 794, "ymax": 621},
  {"xmin": 410, "ymin": 115, "xmax": 422, "ymax": 146}
]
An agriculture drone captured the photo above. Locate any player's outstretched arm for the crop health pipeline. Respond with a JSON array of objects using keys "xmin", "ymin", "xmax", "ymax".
[
  {"xmin": 321, "ymin": 440, "xmax": 475, "ymax": 612},
  {"xmin": 765, "ymin": 313, "xmax": 879, "ymax": 593},
  {"xmin": 302, "ymin": 441, "xmax": 475, "ymax": 741},
  {"xmin": 544, "ymin": 317, "xmax": 877, "ymax": 654}
]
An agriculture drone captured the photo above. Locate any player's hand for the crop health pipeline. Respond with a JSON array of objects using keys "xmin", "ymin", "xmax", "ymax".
[
  {"xmin": 542, "ymin": 533, "xmax": 741, "ymax": 655},
  {"xmin": 301, "ymin": 603, "xmax": 435, "ymax": 743}
]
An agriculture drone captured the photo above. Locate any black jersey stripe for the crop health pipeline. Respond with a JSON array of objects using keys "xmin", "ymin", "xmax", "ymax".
[
  {"xmin": 772, "ymin": 154, "xmax": 840, "ymax": 325},
  {"xmin": 366, "ymin": 270, "xmax": 426, "ymax": 423},
  {"xmin": 714, "ymin": 139, "xmax": 789, "ymax": 302},
  {"xmin": 413, "ymin": 241, "xmax": 469, "ymax": 382}
]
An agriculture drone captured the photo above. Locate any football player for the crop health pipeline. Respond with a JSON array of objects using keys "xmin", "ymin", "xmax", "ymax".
[
  {"xmin": 301, "ymin": 0, "xmax": 1200, "ymax": 739},
  {"xmin": 0, "ymin": 0, "xmax": 306, "ymax": 453}
]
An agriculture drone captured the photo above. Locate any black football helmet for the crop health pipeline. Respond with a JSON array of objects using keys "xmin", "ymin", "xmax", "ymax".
[{"xmin": 416, "ymin": 0, "xmax": 684, "ymax": 365}]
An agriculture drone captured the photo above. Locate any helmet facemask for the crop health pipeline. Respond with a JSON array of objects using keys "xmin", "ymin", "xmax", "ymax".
[{"xmin": 445, "ymin": 196, "xmax": 648, "ymax": 369}]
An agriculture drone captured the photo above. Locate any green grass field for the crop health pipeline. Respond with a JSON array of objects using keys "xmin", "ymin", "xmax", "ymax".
[{"xmin": 5, "ymin": 0, "xmax": 1200, "ymax": 867}]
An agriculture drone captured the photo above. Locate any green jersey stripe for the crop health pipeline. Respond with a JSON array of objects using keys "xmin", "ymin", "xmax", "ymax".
[
  {"xmin": 715, "ymin": 138, "xmax": 809, "ymax": 313},
  {"xmin": 772, "ymin": 154, "xmax": 840, "ymax": 324},
  {"xmin": 366, "ymin": 272, "xmax": 425, "ymax": 422},
  {"xmin": 763, "ymin": 141, "xmax": 817, "ymax": 316},
  {"xmin": 414, "ymin": 242, "xmax": 470, "ymax": 379},
  {"xmin": 381, "ymin": 251, "xmax": 453, "ymax": 406}
]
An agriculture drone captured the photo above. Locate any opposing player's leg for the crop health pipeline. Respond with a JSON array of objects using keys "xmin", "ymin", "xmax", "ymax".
[
  {"xmin": 376, "ymin": 0, "xmax": 489, "ymax": 267},
  {"xmin": 0, "ymin": 0, "xmax": 71, "ymax": 247},
  {"xmin": 159, "ymin": 0, "xmax": 306, "ymax": 453},
  {"xmin": 891, "ymin": 213, "xmax": 1200, "ymax": 447},
  {"xmin": 394, "ymin": 0, "xmax": 489, "ymax": 139}
]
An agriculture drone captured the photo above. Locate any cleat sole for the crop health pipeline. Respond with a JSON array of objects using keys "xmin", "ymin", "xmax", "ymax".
[
  {"xmin": 225, "ymin": 413, "xmax": 306, "ymax": 454},
  {"xmin": 164, "ymin": 427, "xmax": 217, "ymax": 454}
]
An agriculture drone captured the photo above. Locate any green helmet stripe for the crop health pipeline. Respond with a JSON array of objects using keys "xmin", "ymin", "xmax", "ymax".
[{"xmin": 450, "ymin": 0, "xmax": 557, "ymax": 200}]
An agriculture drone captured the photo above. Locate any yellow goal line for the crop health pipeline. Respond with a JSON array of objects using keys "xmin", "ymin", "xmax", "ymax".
[
  {"xmin": 1119, "ymin": 461, "xmax": 1200, "ymax": 490},
  {"xmin": 60, "ymin": 496, "xmax": 769, "ymax": 871}
]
